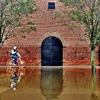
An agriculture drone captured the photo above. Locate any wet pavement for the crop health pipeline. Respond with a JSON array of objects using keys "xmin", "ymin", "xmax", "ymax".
[{"xmin": 0, "ymin": 66, "xmax": 100, "ymax": 100}]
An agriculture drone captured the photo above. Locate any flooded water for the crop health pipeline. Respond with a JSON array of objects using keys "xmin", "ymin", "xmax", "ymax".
[{"xmin": 0, "ymin": 66, "xmax": 100, "ymax": 100}]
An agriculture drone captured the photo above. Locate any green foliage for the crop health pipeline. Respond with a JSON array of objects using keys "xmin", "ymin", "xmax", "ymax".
[
  {"xmin": 12, "ymin": 0, "xmax": 36, "ymax": 15},
  {"xmin": 96, "ymin": 34, "xmax": 100, "ymax": 46},
  {"xmin": 27, "ymin": 22, "xmax": 35, "ymax": 25},
  {"xmin": 60, "ymin": 0, "xmax": 100, "ymax": 72},
  {"xmin": 69, "ymin": 10, "xmax": 83, "ymax": 22},
  {"xmin": 59, "ymin": 0, "xmax": 73, "ymax": 5},
  {"xmin": 60, "ymin": 0, "xmax": 100, "ymax": 47},
  {"xmin": 0, "ymin": 0, "xmax": 36, "ymax": 44},
  {"xmin": 59, "ymin": 0, "xmax": 68, "ymax": 5},
  {"xmin": 30, "ymin": 26, "xmax": 37, "ymax": 31},
  {"xmin": 59, "ymin": 0, "xmax": 80, "ymax": 6},
  {"xmin": 21, "ymin": 26, "xmax": 36, "ymax": 33}
]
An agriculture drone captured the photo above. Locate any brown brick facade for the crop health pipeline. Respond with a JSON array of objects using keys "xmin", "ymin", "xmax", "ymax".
[
  {"xmin": 0, "ymin": 46, "xmax": 99, "ymax": 66},
  {"xmin": 0, "ymin": 0, "xmax": 100, "ymax": 66}
]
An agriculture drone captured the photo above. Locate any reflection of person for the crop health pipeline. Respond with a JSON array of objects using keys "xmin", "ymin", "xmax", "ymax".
[
  {"xmin": 10, "ymin": 46, "xmax": 21, "ymax": 65},
  {"xmin": 10, "ymin": 70, "xmax": 19, "ymax": 91},
  {"xmin": 10, "ymin": 69, "xmax": 21, "ymax": 91}
]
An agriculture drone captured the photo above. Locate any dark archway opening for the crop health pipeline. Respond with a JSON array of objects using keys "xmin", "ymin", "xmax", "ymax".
[{"xmin": 41, "ymin": 36, "xmax": 63, "ymax": 66}]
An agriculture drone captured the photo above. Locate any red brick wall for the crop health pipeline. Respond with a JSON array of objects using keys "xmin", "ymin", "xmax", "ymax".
[
  {"xmin": 0, "ymin": 0, "xmax": 100, "ymax": 66},
  {"xmin": 0, "ymin": 46, "xmax": 99, "ymax": 66}
]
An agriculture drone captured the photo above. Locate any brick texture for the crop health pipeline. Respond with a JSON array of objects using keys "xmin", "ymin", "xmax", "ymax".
[{"xmin": 0, "ymin": 0, "xmax": 100, "ymax": 66}]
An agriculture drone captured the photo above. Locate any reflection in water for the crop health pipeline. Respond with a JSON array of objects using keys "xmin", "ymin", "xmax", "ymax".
[
  {"xmin": 90, "ymin": 93, "xmax": 99, "ymax": 100},
  {"xmin": 91, "ymin": 74, "xmax": 98, "ymax": 100},
  {"xmin": 91, "ymin": 74, "xmax": 96, "ymax": 94},
  {"xmin": 1, "ymin": 67, "xmax": 100, "ymax": 100},
  {"xmin": 41, "ymin": 66, "xmax": 63, "ymax": 100}
]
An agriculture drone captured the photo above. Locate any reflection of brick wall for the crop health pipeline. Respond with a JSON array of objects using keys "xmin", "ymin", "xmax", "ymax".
[{"xmin": 0, "ymin": 46, "xmax": 99, "ymax": 66}]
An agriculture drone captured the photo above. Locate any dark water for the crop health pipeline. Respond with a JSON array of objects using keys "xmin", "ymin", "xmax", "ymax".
[{"xmin": 0, "ymin": 66, "xmax": 100, "ymax": 100}]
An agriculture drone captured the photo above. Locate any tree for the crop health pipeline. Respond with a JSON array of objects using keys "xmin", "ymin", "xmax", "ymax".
[
  {"xmin": 60, "ymin": 0, "xmax": 100, "ymax": 74},
  {"xmin": 0, "ymin": 0, "xmax": 36, "ymax": 46}
]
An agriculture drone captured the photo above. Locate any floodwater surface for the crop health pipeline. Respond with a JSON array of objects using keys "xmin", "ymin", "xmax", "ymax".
[{"xmin": 0, "ymin": 66, "xmax": 100, "ymax": 100}]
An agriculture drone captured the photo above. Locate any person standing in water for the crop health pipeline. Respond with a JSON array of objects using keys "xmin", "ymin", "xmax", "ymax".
[{"xmin": 9, "ymin": 46, "xmax": 22, "ymax": 91}]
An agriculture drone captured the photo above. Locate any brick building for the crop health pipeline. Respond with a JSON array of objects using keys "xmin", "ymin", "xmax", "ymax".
[{"xmin": 0, "ymin": 0, "xmax": 100, "ymax": 66}]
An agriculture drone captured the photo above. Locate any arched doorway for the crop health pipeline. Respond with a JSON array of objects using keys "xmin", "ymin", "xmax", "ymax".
[{"xmin": 41, "ymin": 36, "xmax": 63, "ymax": 66}]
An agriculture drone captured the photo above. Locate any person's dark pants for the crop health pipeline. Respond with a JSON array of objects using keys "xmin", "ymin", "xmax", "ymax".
[{"xmin": 12, "ymin": 58, "xmax": 18, "ymax": 65}]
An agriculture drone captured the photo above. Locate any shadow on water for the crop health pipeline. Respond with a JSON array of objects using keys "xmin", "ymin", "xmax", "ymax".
[{"xmin": 40, "ymin": 66, "xmax": 63, "ymax": 100}]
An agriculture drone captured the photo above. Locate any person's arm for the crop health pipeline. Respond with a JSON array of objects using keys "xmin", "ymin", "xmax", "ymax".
[
  {"xmin": 17, "ymin": 52, "xmax": 21, "ymax": 58},
  {"xmin": 10, "ymin": 50, "xmax": 13, "ymax": 58}
]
